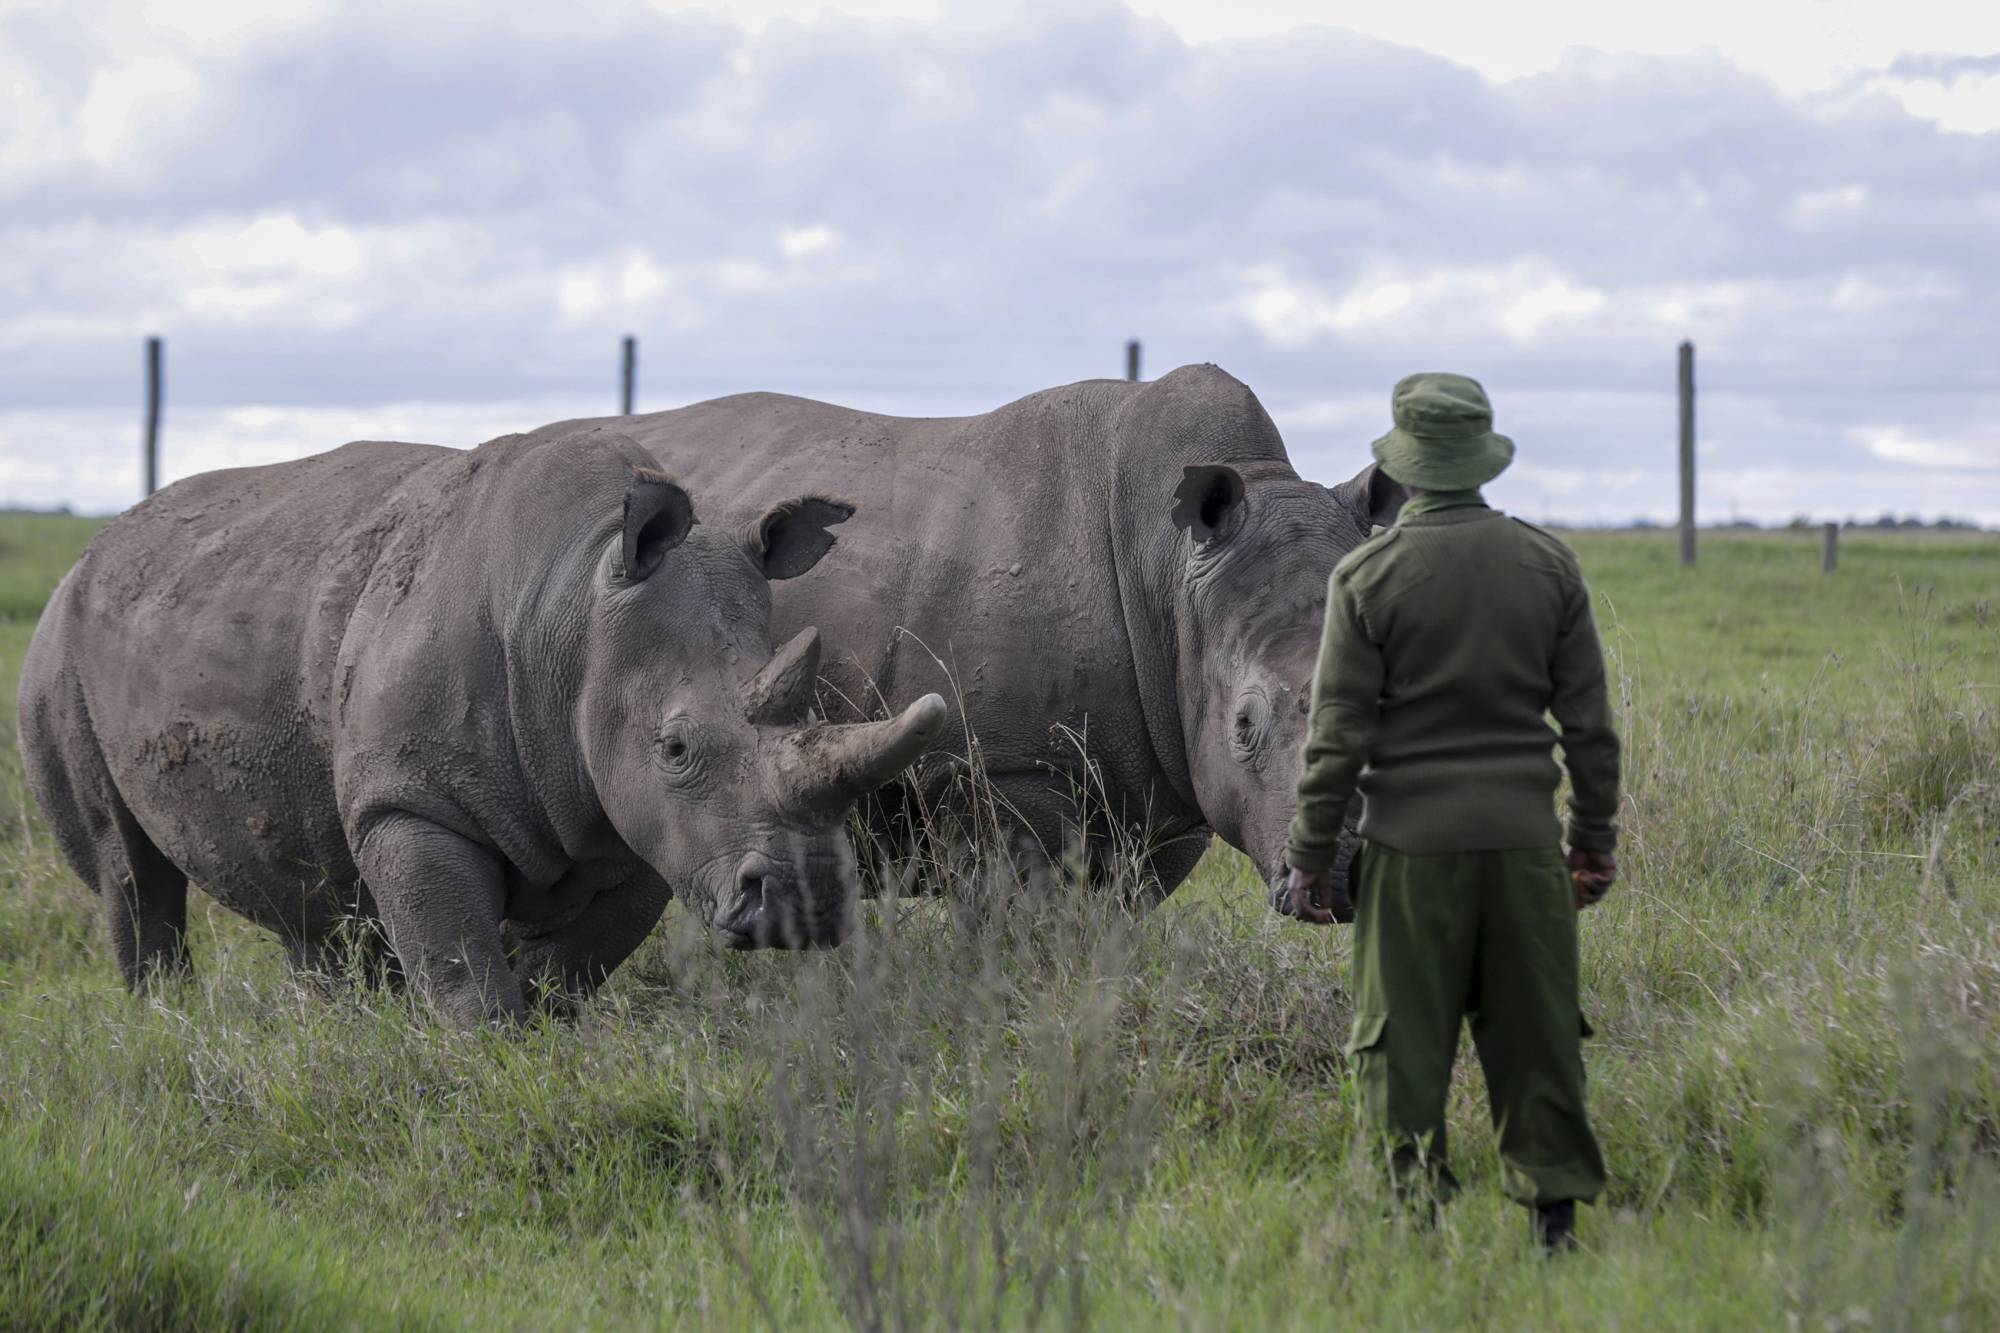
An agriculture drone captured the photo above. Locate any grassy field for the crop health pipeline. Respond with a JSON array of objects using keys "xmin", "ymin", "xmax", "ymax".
[{"xmin": 2, "ymin": 516, "xmax": 1997, "ymax": 1330}]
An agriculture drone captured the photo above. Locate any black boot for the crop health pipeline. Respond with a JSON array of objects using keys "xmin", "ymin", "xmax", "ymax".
[{"xmin": 1533, "ymin": 1200, "xmax": 1576, "ymax": 1253}]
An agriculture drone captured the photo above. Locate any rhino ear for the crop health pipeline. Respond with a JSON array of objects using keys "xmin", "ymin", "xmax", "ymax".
[
  {"xmin": 751, "ymin": 496, "xmax": 854, "ymax": 581},
  {"xmin": 1328, "ymin": 463, "xmax": 1407, "ymax": 530},
  {"xmin": 1171, "ymin": 464, "xmax": 1247, "ymax": 546},
  {"xmin": 621, "ymin": 471, "xmax": 696, "ymax": 582}
]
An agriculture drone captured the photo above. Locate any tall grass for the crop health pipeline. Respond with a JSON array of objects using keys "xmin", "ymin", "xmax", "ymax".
[{"xmin": 2, "ymin": 523, "xmax": 1999, "ymax": 1328}]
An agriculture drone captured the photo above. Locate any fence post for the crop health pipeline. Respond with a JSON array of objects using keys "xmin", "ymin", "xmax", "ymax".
[
  {"xmin": 1677, "ymin": 340, "xmax": 1695, "ymax": 566},
  {"xmin": 1125, "ymin": 339, "xmax": 1141, "ymax": 382},
  {"xmin": 1822, "ymin": 522, "xmax": 1838, "ymax": 574},
  {"xmin": 620, "ymin": 335, "xmax": 636, "ymax": 415},
  {"xmin": 144, "ymin": 335, "xmax": 162, "ymax": 497}
]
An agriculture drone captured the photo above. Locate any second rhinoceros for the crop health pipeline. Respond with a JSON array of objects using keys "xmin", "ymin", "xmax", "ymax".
[
  {"xmin": 545, "ymin": 364, "xmax": 1403, "ymax": 906},
  {"xmin": 17, "ymin": 424, "xmax": 945, "ymax": 1024}
]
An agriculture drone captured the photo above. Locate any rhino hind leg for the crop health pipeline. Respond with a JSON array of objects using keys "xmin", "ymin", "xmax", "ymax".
[
  {"xmin": 357, "ymin": 814, "xmax": 524, "ymax": 1025},
  {"xmin": 18, "ymin": 686, "xmax": 192, "ymax": 988},
  {"xmin": 56, "ymin": 784, "xmax": 191, "ymax": 987},
  {"xmin": 100, "ymin": 823, "xmax": 192, "ymax": 988}
]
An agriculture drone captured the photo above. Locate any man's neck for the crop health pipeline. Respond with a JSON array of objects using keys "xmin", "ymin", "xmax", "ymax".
[{"xmin": 1399, "ymin": 488, "xmax": 1487, "ymax": 520}]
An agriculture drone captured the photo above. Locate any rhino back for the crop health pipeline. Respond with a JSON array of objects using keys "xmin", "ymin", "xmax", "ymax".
[
  {"xmin": 558, "ymin": 386, "xmax": 1157, "ymax": 798},
  {"xmin": 35, "ymin": 440, "xmax": 452, "ymax": 929}
]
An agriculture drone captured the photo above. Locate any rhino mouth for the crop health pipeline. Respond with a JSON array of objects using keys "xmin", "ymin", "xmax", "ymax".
[{"xmin": 713, "ymin": 853, "xmax": 846, "ymax": 950}]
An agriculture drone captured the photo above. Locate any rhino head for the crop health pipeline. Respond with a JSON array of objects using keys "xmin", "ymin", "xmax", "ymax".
[
  {"xmin": 575, "ymin": 476, "xmax": 946, "ymax": 949},
  {"xmin": 1142, "ymin": 368, "xmax": 1406, "ymax": 909}
]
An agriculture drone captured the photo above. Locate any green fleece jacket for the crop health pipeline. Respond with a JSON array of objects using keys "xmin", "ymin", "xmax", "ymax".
[{"xmin": 1283, "ymin": 491, "xmax": 1620, "ymax": 870}]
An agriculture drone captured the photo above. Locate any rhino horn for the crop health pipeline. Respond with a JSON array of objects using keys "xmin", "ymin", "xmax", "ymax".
[
  {"xmin": 790, "ymin": 693, "xmax": 949, "ymax": 807},
  {"xmin": 745, "ymin": 627, "xmax": 822, "ymax": 724}
]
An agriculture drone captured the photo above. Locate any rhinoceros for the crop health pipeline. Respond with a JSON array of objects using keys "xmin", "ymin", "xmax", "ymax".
[
  {"xmin": 17, "ymin": 424, "xmax": 946, "ymax": 1024},
  {"xmin": 542, "ymin": 364, "xmax": 1404, "ymax": 906}
]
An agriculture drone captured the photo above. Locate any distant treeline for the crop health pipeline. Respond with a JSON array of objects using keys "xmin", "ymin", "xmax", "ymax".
[{"xmin": 1626, "ymin": 515, "xmax": 1989, "ymax": 533}]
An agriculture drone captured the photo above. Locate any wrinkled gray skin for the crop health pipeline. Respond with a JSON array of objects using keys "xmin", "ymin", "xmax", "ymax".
[
  {"xmin": 549, "ymin": 364, "xmax": 1405, "ymax": 907},
  {"xmin": 17, "ymin": 425, "xmax": 946, "ymax": 1024}
]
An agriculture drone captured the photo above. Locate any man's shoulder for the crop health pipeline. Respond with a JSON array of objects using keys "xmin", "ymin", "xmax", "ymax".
[
  {"xmin": 1506, "ymin": 515, "xmax": 1584, "ymax": 575},
  {"xmin": 1332, "ymin": 526, "xmax": 1404, "ymax": 579},
  {"xmin": 1332, "ymin": 526, "xmax": 1435, "ymax": 605}
]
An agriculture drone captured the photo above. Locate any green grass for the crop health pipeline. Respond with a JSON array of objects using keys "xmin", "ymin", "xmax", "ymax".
[
  {"xmin": 3, "ymin": 517, "xmax": 1998, "ymax": 1329},
  {"xmin": 0, "ymin": 510, "xmax": 98, "ymax": 622}
]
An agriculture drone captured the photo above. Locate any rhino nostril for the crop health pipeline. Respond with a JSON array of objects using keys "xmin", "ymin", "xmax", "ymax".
[{"xmin": 733, "ymin": 854, "xmax": 777, "ymax": 916}]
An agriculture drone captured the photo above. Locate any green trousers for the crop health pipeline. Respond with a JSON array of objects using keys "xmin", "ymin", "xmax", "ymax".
[{"xmin": 1345, "ymin": 841, "xmax": 1606, "ymax": 1207}]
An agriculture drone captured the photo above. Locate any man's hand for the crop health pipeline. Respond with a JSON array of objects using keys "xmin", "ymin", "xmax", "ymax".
[
  {"xmin": 1281, "ymin": 865, "xmax": 1354, "ymax": 925},
  {"xmin": 1567, "ymin": 848, "xmax": 1617, "ymax": 909}
]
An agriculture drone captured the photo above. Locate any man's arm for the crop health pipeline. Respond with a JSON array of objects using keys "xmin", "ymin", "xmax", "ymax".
[
  {"xmin": 1284, "ymin": 573, "xmax": 1385, "ymax": 876},
  {"xmin": 1550, "ymin": 573, "xmax": 1620, "ymax": 855}
]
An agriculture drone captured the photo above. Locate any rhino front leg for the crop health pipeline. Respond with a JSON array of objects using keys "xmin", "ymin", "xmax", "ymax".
[
  {"xmin": 508, "ymin": 869, "xmax": 671, "ymax": 1015},
  {"xmin": 1121, "ymin": 825, "xmax": 1213, "ymax": 911},
  {"xmin": 356, "ymin": 814, "xmax": 524, "ymax": 1025}
]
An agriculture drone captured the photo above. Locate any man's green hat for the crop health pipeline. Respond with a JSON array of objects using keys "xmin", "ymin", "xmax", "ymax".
[{"xmin": 1370, "ymin": 372, "xmax": 1515, "ymax": 490}]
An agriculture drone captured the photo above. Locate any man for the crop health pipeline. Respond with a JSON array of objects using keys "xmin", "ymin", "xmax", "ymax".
[{"xmin": 1281, "ymin": 372, "xmax": 1619, "ymax": 1252}]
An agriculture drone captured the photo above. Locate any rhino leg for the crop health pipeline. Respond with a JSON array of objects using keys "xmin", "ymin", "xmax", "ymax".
[
  {"xmin": 284, "ymin": 913, "xmax": 402, "ymax": 992},
  {"xmin": 103, "ymin": 845, "xmax": 192, "ymax": 990},
  {"xmin": 507, "ymin": 869, "xmax": 671, "ymax": 1015},
  {"xmin": 982, "ymin": 773, "xmax": 1214, "ymax": 909},
  {"xmin": 357, "ymin": 814, "xmax": 524, "ymax": 1025},
  {"xmin": 1121, "ymin": 827, "xmax": 1214, "ymax": 911},
  {"xmin": 21, "ymin": 705, "xmax": 190, "ymax": 987}
]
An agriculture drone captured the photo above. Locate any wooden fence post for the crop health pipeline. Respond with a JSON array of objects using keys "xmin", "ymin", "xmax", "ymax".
[
  {"xmin": 1677, "ymin": 340, "xmax": 1695, "ymax": 566},
  {"xmin": 1125, "ymin": 339, "xmax": 1141, "ymax": 382},
  {"xmin": 620, "ymin": 335, "xmax": 636, "ymax": 415},
  {"xmin": 144, "ymin": 335, "xmax": 162, "ymax": 497},
  {"xmin": 1822, "ymin": 522, "xmax": 1838, "ymax": 574}
]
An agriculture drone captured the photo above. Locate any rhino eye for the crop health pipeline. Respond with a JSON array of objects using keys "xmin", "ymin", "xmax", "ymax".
[
  {"xmin": 1231, "ymin": 711, "xmax": 1266, "ymax": 753},
  {"xmin": 656, "ymin": 718, "xmax": 700, "ymax": 777},
  {"xmin": 1230, "ymin": 693, "xmax": 1270, "ymax": 755}
]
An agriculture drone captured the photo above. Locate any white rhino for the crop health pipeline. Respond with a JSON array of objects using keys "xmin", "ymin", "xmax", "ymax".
[
  {"xmin": 18, "ymin": 424, "xmax": 945, "ymax": 1023},
  {"xmin": 548, "ymin": 365, "xmax": 1404, "ymax": 906}
]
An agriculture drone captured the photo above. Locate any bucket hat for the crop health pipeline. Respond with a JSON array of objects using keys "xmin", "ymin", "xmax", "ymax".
[{"xmin": 1370, "ymin": 372, "xmax": 1515, "ymax": 489}]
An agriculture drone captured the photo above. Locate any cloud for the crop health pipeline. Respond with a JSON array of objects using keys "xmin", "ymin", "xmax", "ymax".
[
  {"xmin": 0, "ymin": 0, "xmax": 1997, "ymax": 525},
  {"xmin": 1791, "ymin": 184, "xmax": 1867, "ymax": 224},
  {"xmin": 1229, "ymin": 260, "xmax": 1612, "ymax": 347},
  {"xmin": 77, "ymin": 53, "xmax": 199, "ymax": 162},
  {"xmin": 1128, "ymin": 0, "xmax": 2000, "ymax": 96},
  {"xmin": 1866, "ymin": 60, "xmax": 2000, "ymax": 135},
  {"xmin": 0, "ymin": 398, "xmax": 588, "ymax": 514},
  {"xmin": 1854, "ymin": 426, "xmax": 2000, "ymax": 471}
]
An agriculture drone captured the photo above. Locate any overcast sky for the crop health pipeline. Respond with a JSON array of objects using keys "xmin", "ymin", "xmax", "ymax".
[{"xmin": 3, "ymin": 0, "xmax": 1998, "ymax": 523}]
